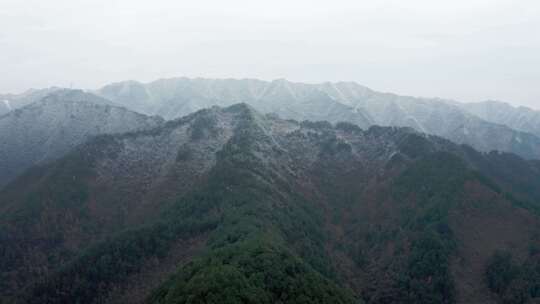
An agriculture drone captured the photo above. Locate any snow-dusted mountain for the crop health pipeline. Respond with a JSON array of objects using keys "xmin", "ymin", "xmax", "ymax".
[
  {"xmin": 317, "ymin": 82, "xmax": 540, "ymax": 160},
  {"xmin": 0, "ymin": 87, "xmax": 62, "ymax": 116},
  {"xmin": 98, "ymin": 78, "xmax": 374, "ymax": 129},
  {"xmin": 458, "ymin": 100, "xmax": 540, "ymax": 138},
  {"xmin": 0, "ymin": 89, "xmax": 164, "ymax": 188},
  {"xmin": 4, "ymin": 103, "xmax": 540, "ymax": 303},
  {"xmin": 97, "ymin": 78, "xmax": 540, "ymax": 159}
]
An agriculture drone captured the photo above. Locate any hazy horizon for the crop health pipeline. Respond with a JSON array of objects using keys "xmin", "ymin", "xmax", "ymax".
[{"xmin": 1, "ymin": 0, "xmax": 539, "ymax": 109}]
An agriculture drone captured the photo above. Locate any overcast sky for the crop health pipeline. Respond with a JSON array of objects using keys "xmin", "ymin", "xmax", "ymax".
[{"xmin": 1, "ymin": 0, "xmax": 539, "ymax": 108}]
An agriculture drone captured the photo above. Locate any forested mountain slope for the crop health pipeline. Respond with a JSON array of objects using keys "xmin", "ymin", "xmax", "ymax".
[{"xmin": 2, "ymin": 104, "xmax": 540, "ymax": 303}]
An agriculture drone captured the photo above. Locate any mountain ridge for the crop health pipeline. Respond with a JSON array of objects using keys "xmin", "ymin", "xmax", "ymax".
[
  {"xmin": 3, "ymin": 103, "xmax": 540, "ymax": 303},
  {"xmin": 96, "ymin": 77, "xmax": 540, "ymax": 160},
  {"xmin": 0, "ymin": 89, "xmax": 164, "ymax": 189},
  {"xmin": 458, "ymin": 99, "xmax": 540, "ymax": 137}
]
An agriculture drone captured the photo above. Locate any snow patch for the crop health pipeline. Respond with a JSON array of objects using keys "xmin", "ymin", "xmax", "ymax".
[
  {"xmin": 282, "ymin": 80, "xmax": 298, "ymax": 101},
  {"xmin": 387, "ymin": 151, "xmax": 398, "ymax": 161},
  {"xmin": 3, "ymin": 100, "xmax": 11, "ymax": 110},
  {"xmin": 330, "ymin": 82, "xmax": 351, "ymax": 105}
]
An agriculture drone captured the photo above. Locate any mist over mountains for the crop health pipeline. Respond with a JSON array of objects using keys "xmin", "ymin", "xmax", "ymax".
[
  {"xmin": 2, "ymin": 78, "xmax": 540, "ymax": 304},
  {"xmin": 0, "ymin": 88, "xmax": 61, "ymax": 116},
  {"xmin": 0, "ymin": 89, "xmax": 163, "ymax": 188},
  {"xmin": 2, "ymin": 77, "xmax": 540, "ymax": 187},
  {"xmin": 458, "ymin": 100, "xmax": 540, "ymax": 138},
  {"xmin": 97, "ymin": 78, "xmax": 540, "ymax": 159}
]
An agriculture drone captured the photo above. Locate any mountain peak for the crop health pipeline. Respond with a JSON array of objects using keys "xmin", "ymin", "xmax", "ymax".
[
  {"xmin": 0, "ymin": 93, "xmax": 163, "ymax": 188},
  {"xmin": 40, "ymin": 89, "xmax": 114, "ymax": 106}
]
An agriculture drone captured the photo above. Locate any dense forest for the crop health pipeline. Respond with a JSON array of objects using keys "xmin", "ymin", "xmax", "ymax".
[{"xmin": 2, "ymin": 104, "xmax": 540, "ymax": 303}]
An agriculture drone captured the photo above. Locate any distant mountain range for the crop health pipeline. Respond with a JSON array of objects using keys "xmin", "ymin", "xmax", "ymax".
[
  {"xmin": 3, "ymin": 103, "xmax": 540, "ymax": 303},
  {"xmin": 98, "ymin": 78, "xmax": 374, "ymax": 128},
  {"xmin": 97, "ymin": 78, "xmax": 540, "ymax": 159},
  {"xmin": 458, "ymin": 100, "xmax": 540, "ymax": 138},
  {"xmin": 2, "ymin": 78, "xmax": 538, "ymax": 161}
]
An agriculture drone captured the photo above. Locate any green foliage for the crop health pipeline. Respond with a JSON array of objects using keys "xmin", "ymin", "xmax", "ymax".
[
  {"xmin": 20, "ymin": 218, "xmax": 218, "ymax": 304},
  {"xmin": 464, "ymin": 149, "xmax": 540, "ymax": 206},
  {"xmin": 485, "ymin": 251, "xmax": 540, "ymax": 304},
  {"xmin": 17, "ymin": 117, "xmax": 356, "ymax": 303},
  {"xmin": 300, "ymin": 120, "xmax": 333, "ymax": 130},
  {"xmin": 2, "ymin": 154, "xmax": 92, "ymax": 225},
  {"xmin": 389, "ymin": 152, "xmax": 473, "ymax": 304},
  {"xmin": 335, "ymin": 122, "xmax": 362, "ymax": 133},
  {"xmin": 148, "ymin": 117, "xmax": 355, "ymax": 303},
  {"xmin": 486, "ymin": 251, "xmax": 519, "ymax": 295},
  {"xmin": 176, "ymin": 144, "xmax": 193, "ymax": 162},
  {"xmin": 189, "ymin": 113, "xmax": 218, "ymax": 141},
  {"xmin": 319, "ymin": 135, "xmax": 352, "ymax": 157},
  {"xmin": 150, "ymin": 239, "xmax": 355, "ymax": 304},
  {"xmin": 399, "ymin": 230, "xmax": 455, "ymax": 304},
  {"xmin": 397, "ymin": 134, "xmax": 434, "ymax": 159},
  {"xmin": 310, "ymin": 142, "xmax": 473, "ymax": 303},
  {"xmin": 12, "ymin": 111, "xmax": 540, "ymax": 304},
  {"xmin": 0, "ymin": 147, "xmax": 101, "ymax": 299}
]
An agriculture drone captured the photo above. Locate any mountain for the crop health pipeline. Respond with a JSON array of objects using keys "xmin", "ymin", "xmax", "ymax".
[
  {"xmin": 3, "ymin": 104, "xmax": 540, "ymax": 303},
  {"xmin": 0, "ymin": 89, "xmax": 164, "ymax": 189},
  {"xmin": 319, "ymin": 83, "xmax": 540, "ymax": 160},
  {"xmin": 98, "ymin": 78, "xmax": 540, "ymax": 160},
  {"xmin": 458, "ymin": 100, "xmax": 540, "ymax": 138},
  {"xmin": 0, "ymin": 87, "xmax": 61, "ymax": 116},
  {"xmin": 98, "ymin": 78, "xmax": 374, "ymax": 129}
]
